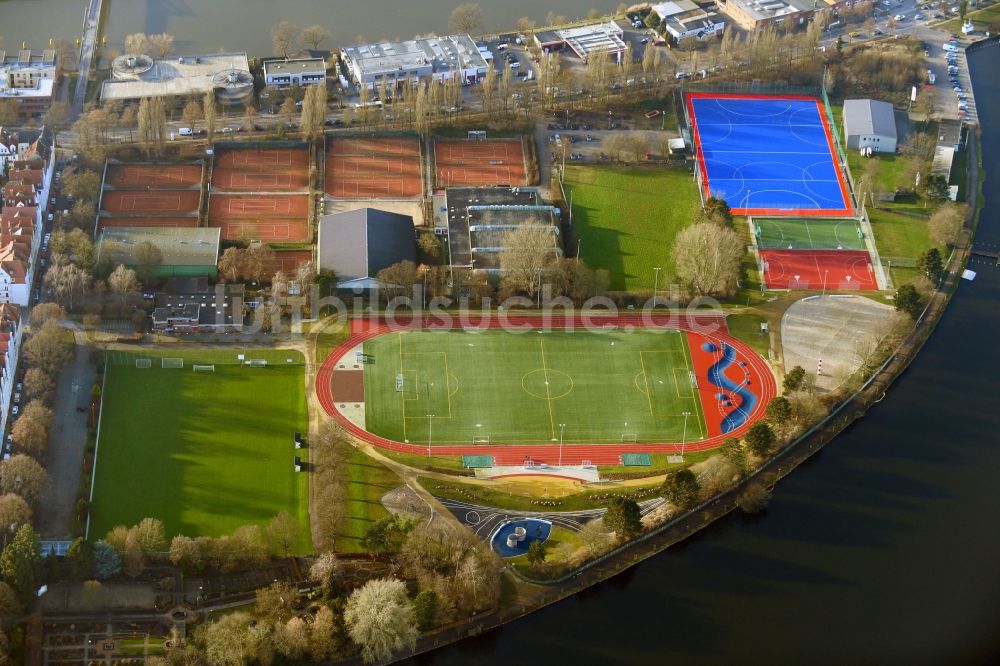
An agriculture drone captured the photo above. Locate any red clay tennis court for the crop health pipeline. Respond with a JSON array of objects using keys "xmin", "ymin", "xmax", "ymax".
[
  {"xmin": 97, "ymin": 217, "xmax": 199, "ymax": 232},
  {"xmin": 105, "ymin": 163, "xmax": 202, "ymax": 188},
  {"xmin": 325, "ymin": 137, "xmax": 422, "ymax": 198},
  {"xmin": 211, "ymin": 168, "xmax": 309, "ymax": 192},
  {"xmin": 101, "ymin": 190, "xmax": 201, "ymax": 215},
  {"xmin": 214, "ymin": 146, "xmax": 309, "ymax": 169},
  {"xmin": 269, "ymin": 249, "xmax": 313, "ymax": 274},
  {"xmin": 759, "ymin": 249, "xmax": 878, "ymax": 290},
  {"xmin": 434, "ymin": 138, "xmax": 528, "ymax": 187},
  {"xmin": 208, "ymin": 194, "xmax": 309, "ymax": 242}
]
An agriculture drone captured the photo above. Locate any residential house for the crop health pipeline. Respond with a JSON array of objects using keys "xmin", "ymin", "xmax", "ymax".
[{"xmin": 0, "ymin": 303, "xmax": 22, "ymax": 439}]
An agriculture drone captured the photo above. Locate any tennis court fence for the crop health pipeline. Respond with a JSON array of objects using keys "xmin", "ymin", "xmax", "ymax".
[{"xmin": 104, "ymin": 350, "xmax": 305, "ymax": 366}]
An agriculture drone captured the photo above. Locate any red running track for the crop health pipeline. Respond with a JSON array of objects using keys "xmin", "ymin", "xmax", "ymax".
[{"xmin": 316, "ymin": 315, "xmax": 777, "ymax": 466}]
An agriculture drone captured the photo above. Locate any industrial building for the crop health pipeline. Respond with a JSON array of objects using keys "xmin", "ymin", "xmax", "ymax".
[
  {"xmin": 340, "ymin": 34, "xmax": 489, "ymax": 89},
  {"xmin": 843, "ymin": 99, "xmax": 898, "ymax": 153},
  {"xmin": 0, "ymin": 49, "xmax": 60, "ymax": 119},
  {"xmin": 101, "ymin": 52, "xmax": 254, "ymax": 106},
  {"xmin": 534, "ymin": 21, "xmax": 628, "ymax": 61},
  {"xmin": 717, "ymin": 0, "xmax": 818, "ymax": 30}
]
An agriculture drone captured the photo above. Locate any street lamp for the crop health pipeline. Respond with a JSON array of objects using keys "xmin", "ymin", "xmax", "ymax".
[
  {"xmin": 680, "ymin": 411, "xmax": 692, "ymax": 458},
  {"xmin": 426, "ymin": 413, "xmax": 434, "ymax": 457},
  {"xmin": 822, "ymin": 269, "xmax": 829, "ymax": 297},
  {"xmin": 652, "ymin": 266, "xmax": 662, "ymax": 308},
  {"xmin": 558, "ymin": 423, "xmax": 566, "ymax": 467}
]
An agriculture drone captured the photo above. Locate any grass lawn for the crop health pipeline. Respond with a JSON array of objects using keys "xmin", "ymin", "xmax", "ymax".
[
  {"xmin": 939, "ymin": 5, "xmax": 1000, "ymax": 33},
  {"xmin": 91, "ymin": 350, "xmax": 311, "ymax": 552},
  {"xmin": 314, "ymin": 320, "xmax": 349, "ymax": 365},
  {"xmin": 725, "ymin": 314, "xmax": 771, "ymax": 358},
  {"xmin": 335, "ymin": 446, "xmax": 401, "ymax": 554},
  {"xmin": 363, "ymin": 328, "xmax": 708, "ymax": 447},
  {"xmin": 867, "ymin": 205, "xmax": 941, "ymax": 285},
  {"xmin": 419, "ymin": 476, "xmax": 661, "ymax": 512},
  {"xmin": 565, "ymin": 164, "xmax": 701, "ymax": 291}
]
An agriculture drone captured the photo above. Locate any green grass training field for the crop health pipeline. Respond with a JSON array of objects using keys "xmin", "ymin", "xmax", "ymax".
[
  {"xmin": 90, "ymin": 351, "xmax": 310, "ymax": 552},
  {"xmin": 753, "ymin": 217, "xmax": 866, "ymax": 250},
  {"xmin": 363, "ymin": 329, "xmax": 707, "ymax": 447},
  {"xmin": 566, "ymin": 165, "xmax": 701, "ymax": 291}
]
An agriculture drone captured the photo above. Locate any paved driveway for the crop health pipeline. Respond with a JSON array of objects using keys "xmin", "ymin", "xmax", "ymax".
[{"xmin": 37, "ymin": 333, "xmax": 94, "ymax": 539}]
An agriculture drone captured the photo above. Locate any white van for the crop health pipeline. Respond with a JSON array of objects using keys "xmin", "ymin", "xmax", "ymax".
[
  {"xmin": 943, "ymin": 42, "xmax": 957, "ymax": 52},
  {"xmin": 178, "ymin": 127, "xmax": 194, "ymax": 136}
]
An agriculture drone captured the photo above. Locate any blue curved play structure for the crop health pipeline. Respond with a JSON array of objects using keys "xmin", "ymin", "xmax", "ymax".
[
  {"xmin": 701, "ymin": 341, "xmax": 759, "ymax": 433},
  {"xmin": 491, "ymin": 518, "xmax": 552, "ymax": 558}
]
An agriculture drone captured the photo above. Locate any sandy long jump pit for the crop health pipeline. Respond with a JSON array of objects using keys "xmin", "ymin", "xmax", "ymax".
[
  {"xmin": 325, "ymin": 136, "xmax": 423, "ymax": 198},
  {"xmin": 434, "ymin": 138, "xmax": 529, "ymax": 187}
]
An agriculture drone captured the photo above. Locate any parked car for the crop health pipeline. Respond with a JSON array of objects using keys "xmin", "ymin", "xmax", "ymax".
[{"xmin": 11, "ymin": 406, "xmax": 18, "ymax": 416}]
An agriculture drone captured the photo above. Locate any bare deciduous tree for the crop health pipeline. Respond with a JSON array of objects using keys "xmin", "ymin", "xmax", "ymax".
[
  {"xmin": 498, "ymin": 224, "xmax": 559, "ymax": 297},
  {"xmin": 928, "ymin": 202, "xmax": 966, "ymax": 247},
  {"xmin": 344, "ymin": 578, "xmax": 418, "ymax": 664},
  {"xmin": 671, "ymin": 222, "xmax": 744, "ymax": 296},
  {"xmin": 449, "ymin": 3, "xmax": 486, "ymax": 34},
  {"xmin": 271, "ymin": 21, "xmax": 301, "ymax": 58},
  {"xmin": 299, "ymin": 25, "xmax": 331, "ymax": 50}
]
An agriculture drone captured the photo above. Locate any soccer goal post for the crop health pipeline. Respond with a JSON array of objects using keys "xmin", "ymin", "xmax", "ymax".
[
  {"xmin": 472, "ymin": 436, "xmax": 490, "ymax": 445},
  {"xmin": 621, "ymin": 433, "xmax": 638, "ymax": 443},
  {"xmin": 135, "ymin": 359, "xmax": 152, "ymax": 368},
  {"xmin": 161, "ymin": 358, "xmax": 184, "ymax": 369},
  {"xmin": 192, "ymin": 364, "xmax": 215, "ymax": 373}
]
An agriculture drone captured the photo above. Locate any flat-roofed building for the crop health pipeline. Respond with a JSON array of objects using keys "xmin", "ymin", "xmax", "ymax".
[
  {"xmin": 341, "ymin": 34, "xmax": 488, "ymax": 89},
  {"xmin": 263, "ymin": 58, "xmax": 327, "ymax": 88},
  {"xmin": 652, "ymin": 1, "xmax": 726, "ymax": 40},
  {"xmin": 101, "ymin": 52, "xmax": 254, "ymax": 107},
  {"xmin": 151, "ymin": 291, "xmax": 244, "ymax": 332},
  {"xmin": 97, "ymin": 227, "xmax": 222, "ymax": 278},
  {"xmin": 0, "ymin": 49, "xmax": 59, "ymax": 118},
  {"xmin": 534, "ymin": 20, "xmax": 627, "ymax": 61}
]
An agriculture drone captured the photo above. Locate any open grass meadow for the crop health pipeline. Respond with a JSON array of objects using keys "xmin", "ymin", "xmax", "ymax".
[
  {"xmin": 363, "ymin": 328, "xmax": 708, "ymax": 447},
  {"xmin": 90, "ymin": 350, "xmax": 311, "ymax": 552},
  {"xmin": 335, "ymin": 446, "xmax": 401, "ymax": 554},
  {"xmin": 565, "ymin": 165, "xmax": 701, "ymax": 291}
]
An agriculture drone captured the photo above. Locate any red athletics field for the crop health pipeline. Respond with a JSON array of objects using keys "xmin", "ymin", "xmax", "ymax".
[
  {"xmin": 434, "ymin": 138, "xmax": 528, "ymax": 187},
  {"xmin": 97, "ymin": 216, "xmax": 199, "ymax": 232},
  {"xmin": 760, "ymin": 249, "xmax": 878, "ymax": 290},
  {"xmin": 101, "ymin": 190, "xmax": 201, "ymax": 215},
  {"xmin": 105, "ymin": 163, "xmax": 202, "ymax": 188},
  {"xmin": 325, "ymin": 137, "xmax": 422, "ymax": 198},
  {"xmin": 207, "ymin": 194, "xmax": 309, "ymax": 242}
]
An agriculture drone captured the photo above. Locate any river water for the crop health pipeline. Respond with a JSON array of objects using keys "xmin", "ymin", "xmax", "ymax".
[
  {"xmin": 1, "ymin": 0, "xmax": 619, "ymax": 58},
  {"xmin": 412, "ymin": 42, "xmax": 1000, "ymax": 665}
]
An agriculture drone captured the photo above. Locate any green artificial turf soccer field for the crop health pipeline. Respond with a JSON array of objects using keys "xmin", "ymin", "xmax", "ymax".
[
  {"xmin": 90, "ymin": 354, "xmax": 311, "ymax": 551},
  {"xmin": 363, "ymin": 329, "xmax": 707, "ymax": 447},
  {"xmin": 754, "ymin": 218, "xmax": 866, "ymax": 251}
]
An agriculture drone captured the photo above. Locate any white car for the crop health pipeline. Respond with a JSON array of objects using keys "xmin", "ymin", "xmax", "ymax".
[{"xmin": 894, "ymin": 13, "xmax": 906, "ymax": 20}]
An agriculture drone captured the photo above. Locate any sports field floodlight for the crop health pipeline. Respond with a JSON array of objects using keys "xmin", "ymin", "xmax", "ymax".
[
  {"xmin": 426, "ymin": 413, "xmax": 434, "ymax": 458},
  {"xmin": 653, "ymin": 267, "xmax": 662, "ymax": 308},
  {"xmin": 680, "ymin": 411, "xmax": 692, "ymax": 458},
  {"xmin": 558, "ymin": 423, "xmax": 567, "ymax": 467},
  {"xmin": 822, "ymin": 269, "xmax": 829, "ymax": 297}
]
